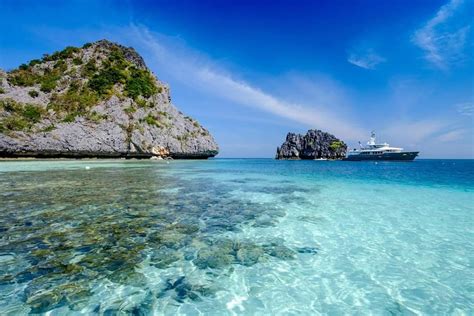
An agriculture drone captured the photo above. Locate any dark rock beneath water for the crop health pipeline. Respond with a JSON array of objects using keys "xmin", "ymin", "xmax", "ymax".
[
  {"xmin": 194, "ymin": 247, "xmax": 234, "ymax": 269},
  {"xmin": 107, "ymin": 267, "xmax": 147, "ymax": 287},
  {"xmin": 150, "ymin": 248, "xmax": 182, "ymax": 268},
  {"xmin": 27, "ymin": 292, "xmax": 66, "ymax": 314},
  {"xmin": 193, "ymin": 239, "xmax": 263, "ymax": 269},
  {"xmin": 0, "ymin": 167, "xmax": 324, "ymax": 312},
  {"xmin": 236, "ymin": 243, "xmax": 266, "ymax": 266},
  {"xmin": 296, "ymin": 247, "xmax": 319, "ymax": 254},
  {"xmin": 160, "ymin": 276, "xmax": 214, "ymax": 303},
  {"xmin": 25, "ymin": 281, "xmax": 91, "ymax": 314},
  {"xmin": 263, "ymin": 243, "xmax": 297, "ymax": 260},
  {"xmin": 276, "ymin": 129, "xmax": 347, "ymax": 159},
  {"xmin": 0, "ymin": 274, "xmax": 14, "ymax": 285},
  {"xmin": 253, "ymin": 214, "xmax": 276, "ymax": 227}
]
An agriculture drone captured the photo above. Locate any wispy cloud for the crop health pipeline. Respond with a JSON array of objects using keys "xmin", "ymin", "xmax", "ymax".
[
  {"xmin": 126, "ymin": 25, "xmax": 470, "ymax": 153},
  {"xmin": 380, "ymin": 119, "xmax": 451, "ymax": 147},
  {"xmin": 437, "ymin": 128, "xmax": 466, "ymax": 142},
  {"xmin": 456, "ymin": 102, "xmax": 474, "ymax": 116},
  {"xmin": 347, "ymin": 49, "xmax": 386, "ymax": 70},
  {"xmin": 127, "ymin": 25, "xmax": 366, "ymax": 140},
  {"xmin": 412, "ymin": 0, "xmax": 471, "ymax": 70}
]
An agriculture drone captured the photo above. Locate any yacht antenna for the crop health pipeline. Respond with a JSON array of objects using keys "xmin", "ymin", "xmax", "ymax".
[{"xmin": 368, "ymin": 131, "xmax": 376, "ymax": 145}]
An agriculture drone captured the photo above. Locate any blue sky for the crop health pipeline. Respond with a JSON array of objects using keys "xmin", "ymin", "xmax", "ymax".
[{"xmin": 1, "ymin": 0, "xmax": 473, "ymax": 158}]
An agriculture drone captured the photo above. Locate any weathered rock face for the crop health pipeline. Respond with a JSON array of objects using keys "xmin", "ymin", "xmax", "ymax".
[
  {"xmin": 0, "ymin": 40, "xmax": 218, "ymax": 158},
  {"xmin": 276, "ymin": 129, "xmax": 347, "ymax": 160}
]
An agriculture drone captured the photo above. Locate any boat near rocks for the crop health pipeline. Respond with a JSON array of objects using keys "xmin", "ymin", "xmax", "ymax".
[{"xmin": 344, "ymin": 132, "xmax": 419, "ymax": 161}]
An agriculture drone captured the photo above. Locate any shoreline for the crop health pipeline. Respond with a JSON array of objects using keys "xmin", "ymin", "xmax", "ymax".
[
  {"xmin": 0, "ymin": 153, "xmax": 216, "ymax": 160},
  {"xmin": 0, "ymin": 157, "xmax": 472, "ymax": 161}
]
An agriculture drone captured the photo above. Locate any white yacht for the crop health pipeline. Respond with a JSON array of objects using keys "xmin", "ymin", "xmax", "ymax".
[{"xmin": 345, "ymin": 132, "xmax": 419, "ymax": 161}]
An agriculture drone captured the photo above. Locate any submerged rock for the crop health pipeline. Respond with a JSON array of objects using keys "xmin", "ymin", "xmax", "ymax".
[
  {"xmin": 193, "ymin": 239, "xmax": 277, "ymax": 269},
  {"xmin": 0, "ymin": 166, "xmax": 317, "ymax": 312},
  {"xmin": 236, "ymin": 243, "xmax": 265, "ymax": 266},
  {"xmin": 25, "ymin": 281, "xmax": 91, "ymax": 314},
  {"xmin": 0, "ymin": 253, "xmax": 15, "ymax": 264},
  {"xmin": 276, "ymin": 129, "xmax": 346, "ymax": 159},
  {"xmin": 150, "ymin": 248, "xmax": 183, "ymax": 269},
  {"xmin": 0, "ymin": 40, "xmax": 218, "ymax": 159},
  {"xmin": 107, "ymin": 267, "xmax": 147, "ymax": 287},
  {"xmin": 296, "ymin": 246, "xmax": 319, "ymax": 254},
  {"xmin": 194, "ymin": 247, "xmax": 234, "ymax": 269},
  {"xmin": 263, "ymin": 243, "xmax": 297, "ymax": 260},
  {"xmin": 27, "ymin": 291, "xmax": 65, "ymax": 314},
  {"xmin": 160, "ymin": 276, "xmax": 214, "ymax": 303},
  {"xmin": 0, "ymin": 274, "xmax": 14, "ymax": 285}
]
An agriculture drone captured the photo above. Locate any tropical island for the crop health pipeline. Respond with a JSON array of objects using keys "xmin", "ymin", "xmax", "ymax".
[
  {"xmin": 276, "ymin": 129, "xmax": 347, "ymax": 160},
  {"xmin": 0, "ymin": 40, "xmax": 218, "ymax": 159},
  {"xmin": 0, "ymin": 1, "xmax": 473, "ymax": 315}
]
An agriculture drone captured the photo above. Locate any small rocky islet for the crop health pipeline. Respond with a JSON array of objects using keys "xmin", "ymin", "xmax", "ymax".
[
  {"xmin": 0, "ymin": 40, "xmax": 218, "ymax": 159},
  {"xmin": 276, "ymin": 129, "xmax": 347, "ymax": 160}
]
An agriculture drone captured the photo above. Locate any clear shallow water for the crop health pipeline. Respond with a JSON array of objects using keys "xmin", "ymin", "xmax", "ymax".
[{"xmin": 0, "ymin": 159, "xmax": 472, "ymax": 315}]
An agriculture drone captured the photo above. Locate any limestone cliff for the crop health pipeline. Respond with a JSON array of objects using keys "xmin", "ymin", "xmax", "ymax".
[
  {"xmin": 0, "ymin": 40, "xmax": 218, "ymax": 158},
  {"xmin": 276, "ymin": 129, "xmax": 346, "ymax": 160}
]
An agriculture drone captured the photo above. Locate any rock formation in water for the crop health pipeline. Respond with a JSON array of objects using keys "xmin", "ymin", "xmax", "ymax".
[
  {"xmin": 276, "ymin": 129, "xmax": 347, "ymax": 159},
  {"xmin": 0, "ymin": 40, "xmax": 218, "ymax": 158}
]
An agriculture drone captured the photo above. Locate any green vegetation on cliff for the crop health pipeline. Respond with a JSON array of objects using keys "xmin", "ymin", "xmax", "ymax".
[
  {"xmin": 8, "ymin": 58, "xmax": 67, "ymax": 92},
  {"xmin": 49, "ymin": 82, "xmax": 99, "ymax": 121},
  {"xmin": 6, "ymin": 43, "xmax": 161, "ymax": 122},
  {"xmin": 43, "ymin": 46, "xmax": 81, "ymax": 62},
  {"xmin": 125, "ymin": 67, "xmax": 158, "ymax": 100},
  {"xmin": 28, "ymin": 90, "xmax": 39, "ymax": 98},
  {"xmin": 329, "ymin": 140, "xmax": 344, "ymax": 151},
  {"xmin": 0, "ymin": 99, "xmax": 46, "ymax": 133}
]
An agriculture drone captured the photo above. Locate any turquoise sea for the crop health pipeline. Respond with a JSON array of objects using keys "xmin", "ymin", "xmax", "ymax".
[{"xmin": 0, "ymin": 159, "xmax": 473, "ymax": 315}]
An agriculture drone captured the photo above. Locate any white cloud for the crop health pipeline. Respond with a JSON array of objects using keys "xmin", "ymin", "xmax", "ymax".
[
  {"xmin": 456, "ymin": 102, "xmax": 474, "ymax": 116},
  {"xmin": 127, "ymin": 25, "xmax": 366, "ymax": 140},
  {"xmin": 437, "ymin": 129, "xmax": 466, "ymax": 142},
  {"xmin": 128, "ymin": 25, "xmax": 469, "ymax": 152},
  {"xmin": 347, "ymin": 49, "xmax": 386, "ymax": 70},
  {"xmin": 380, "ymin": 119, "xmax": 449, "ymax": 147},
  {"xmin": 412, "ymin": 0, "xmax": 471, "ymax": 70}
]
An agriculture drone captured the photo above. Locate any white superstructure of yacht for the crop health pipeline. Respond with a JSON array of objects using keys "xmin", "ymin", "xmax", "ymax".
[{"xmin": 345, "ymin": 132, "xmax": 419, "ymax": 161}]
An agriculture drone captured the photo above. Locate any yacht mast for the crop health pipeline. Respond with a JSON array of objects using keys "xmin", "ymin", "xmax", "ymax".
[{"xmin": 368, "ymin": 131, "xmax": 376, "ymax": 146}]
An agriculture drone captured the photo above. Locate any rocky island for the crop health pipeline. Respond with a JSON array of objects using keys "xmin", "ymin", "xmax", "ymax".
[
  {"xmin": 0, "ymin": 40, "xmax": 218, "ymax": 159},
  {"xmin": 276, "ymin": 129, "xmax": 347, "ymax": 160}
]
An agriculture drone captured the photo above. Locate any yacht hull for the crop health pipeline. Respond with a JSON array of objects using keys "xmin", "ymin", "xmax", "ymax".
[{"xmin": 344, "ymin": 151, "xmax": 419, "ymax": 161}]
